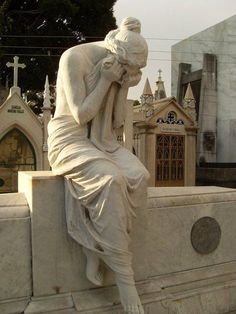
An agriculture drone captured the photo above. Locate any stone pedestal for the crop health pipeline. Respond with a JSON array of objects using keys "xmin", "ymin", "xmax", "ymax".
[
  {"xmin": 0, "ymin": 193, "xmax": 31, "ymax": 314},
  {"xmin": 2, "ymin": 171, "xmax": 236, "ymax": 313},
  {"xmin": 18, "ymin": 172, "xmax": 91, "ymax": 297}
]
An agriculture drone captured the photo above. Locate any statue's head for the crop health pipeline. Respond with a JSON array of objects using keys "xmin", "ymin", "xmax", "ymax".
[{"xmin": 104, "ymin": 17, "xmax": 148, "ymax": 74}]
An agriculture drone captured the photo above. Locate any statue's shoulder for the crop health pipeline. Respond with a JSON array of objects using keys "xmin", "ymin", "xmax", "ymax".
[
  {"xmin": 60, "ymin": 42, "xmax": 107, "ymax": 66},
  {"xmin": 60, "ymin": 45, "xmax": 86, "ymax": 62}
]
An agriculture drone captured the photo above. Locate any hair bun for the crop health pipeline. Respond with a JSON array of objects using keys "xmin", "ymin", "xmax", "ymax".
[{"xmin": 120, "ymin": 17, "xmax": 141, "ymax": 33}]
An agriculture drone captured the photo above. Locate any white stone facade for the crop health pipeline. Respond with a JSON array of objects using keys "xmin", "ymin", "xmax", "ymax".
[
  {"xmin": 171, "ymin": 15, "xmax": 236, "ymax": 163},
  {"xmin": 117, "ymin": 96, "xmax": 197, "ymax": 187},
  {"xmin": 0, "ymin": 88, "xmax": 51, "ymax": 192}
]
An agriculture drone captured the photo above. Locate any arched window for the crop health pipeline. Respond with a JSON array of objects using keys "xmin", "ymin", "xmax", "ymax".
[{"xmin": 0, "ymin": 128, "xmax": 36, "ymax": 192}]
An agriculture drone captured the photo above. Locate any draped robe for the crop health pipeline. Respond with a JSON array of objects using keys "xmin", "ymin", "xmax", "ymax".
[{"xmin": 47, "ymin": 44, "xmax": 149, "ymax": 279}]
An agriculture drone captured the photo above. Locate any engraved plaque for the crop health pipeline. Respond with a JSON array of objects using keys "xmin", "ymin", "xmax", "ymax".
[{"xmin": 191, "ymin": 217, "xmax": 221, "ymax": 254}]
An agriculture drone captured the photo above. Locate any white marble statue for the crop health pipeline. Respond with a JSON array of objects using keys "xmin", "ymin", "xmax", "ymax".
[{"xmin": 48, "ymin": 17, "xmax": 149, "ymax": 314}]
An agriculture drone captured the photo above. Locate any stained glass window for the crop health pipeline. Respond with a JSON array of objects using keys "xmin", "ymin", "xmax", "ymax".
[{"xmin": 0, "ymin": 128, "xmax": 36, "ymax": 192}]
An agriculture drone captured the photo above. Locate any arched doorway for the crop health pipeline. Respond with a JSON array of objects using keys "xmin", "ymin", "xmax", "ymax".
[{"xmin": 0, "ymin": 128, "xmax": 36, "ymax": 193}]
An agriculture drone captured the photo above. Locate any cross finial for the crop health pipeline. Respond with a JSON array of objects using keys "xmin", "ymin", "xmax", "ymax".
[
  {"xmin": 158, "ymin": 69, "xmax": 162, "ymax": 81},
  {"xmin": 6, "ymin": 56, "xmax": 26, "ymax": 88}
]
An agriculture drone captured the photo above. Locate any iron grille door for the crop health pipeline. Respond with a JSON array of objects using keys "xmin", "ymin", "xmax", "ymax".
[{"xmin": 156, "ymin": 135, "xmax": 185, "ymax": 186}]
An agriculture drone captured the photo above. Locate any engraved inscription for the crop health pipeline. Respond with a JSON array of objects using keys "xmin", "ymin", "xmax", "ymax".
[{"xmin": 7, "ymin": 104, "xmax": 24, "ymax": 114}]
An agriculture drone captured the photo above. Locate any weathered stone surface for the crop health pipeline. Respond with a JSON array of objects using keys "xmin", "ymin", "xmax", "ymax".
[
  {"xmin": 0, "ymin": 192, "xmax": 31, "ymax": 302},
  {"xmin": 18, "ymin": 171, "xmax": 92, "ymax": 297},
  {"xmin": 146, "ymin": 187, "xmax": 236, "ymax": 277},
  {"xmin": 16, "ymin": 172, "xmax": 236, "ymax": 313},
  {"xmin": 25, "ymin": 294, "xmax": 74, "ymax": 314},
  {"xmin": 0, "ymin": 298, "xmax": 29, "ymax": 314},
  {"xmin": 43, "ymin": 310, "xmax": 77, "ymax": 314}
]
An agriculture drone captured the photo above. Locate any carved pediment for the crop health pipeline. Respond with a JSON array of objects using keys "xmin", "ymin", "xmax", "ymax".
[
  {"xmin": 0, "ymin": 92, "xmax": 42, "ymax": 127},
  {"xmin": 147, "ymin": 97, "xmax": 196, "ymax": 127}
]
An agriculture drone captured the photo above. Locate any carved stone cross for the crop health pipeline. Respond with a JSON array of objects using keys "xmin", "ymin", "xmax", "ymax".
[{"xmin": 6, "ymin": 56, "xmax": 26, "ymax": 87}]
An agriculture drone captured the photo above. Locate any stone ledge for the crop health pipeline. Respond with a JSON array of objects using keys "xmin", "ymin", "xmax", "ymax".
[
  {"xmin": 18, "ymin": 171, "xmax": 60, "ymax": 180},
  {"xmin": 22, "ymin": 264, "xmax": 236, "ymax": 313},
  {"xmin": 25, "ymin": 294, "xmax": 73, "ymax": 314},
  {"xmin": 19, "ymin": 171, "xmax": 236, "ymax": 208},
  {"xmin": 0, "ymin": 206, "xmax": 29, "ymax": 219},
  {"xmin": 148, "ymin": 186, "xmax": 236, "ymax": 208},
  {"xmin": 0, "ymin": 297, "xmax": 30, "ymax": 314},
  {"xmin": 0, "ymin": 192, "xmax": 29, "ymax": 219},
  {"xmin": 0, "ymin": 192, "xmax": 28, "ymax": 206}
]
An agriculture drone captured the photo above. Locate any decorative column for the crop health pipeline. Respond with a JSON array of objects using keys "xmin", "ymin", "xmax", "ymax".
[
  {"xmin": 42, "ymin": 75, "xmax": 51, "ymax": 170},
  {"xmin": 197, "ymin": 53, "xmax": 217, "ymax": 163},
  {"xmin": 185, "ymin": 127, "xmax": 197, "ymax": 186}
]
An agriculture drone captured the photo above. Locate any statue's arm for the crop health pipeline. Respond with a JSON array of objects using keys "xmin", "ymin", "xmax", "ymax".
[
  {"xmin": 113, "ymin": 87, "xmax": 129, "ymax": 128},
  {"xmin": 113, "ymin": 71, "xmax": 142, "ymax": 128},
  {"xmin": 60, "ymin": 52, "xmax": 124, "ymax": 126}
]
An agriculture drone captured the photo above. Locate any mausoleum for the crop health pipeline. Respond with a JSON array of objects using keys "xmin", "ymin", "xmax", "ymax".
[
  {"xmin": 0, "ymin": 57, "xmax": 51, "ymax": 193},
  {"xmin": 118, "ymin": 73, "xmax": 198, "ymax": 187},
  {"xmin": 171, "ymin": 14, "xmax": 236, "ymax": 187}
]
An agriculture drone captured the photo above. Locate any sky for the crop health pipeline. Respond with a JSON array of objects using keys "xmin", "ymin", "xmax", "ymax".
[{"xmin": 114, "ymin": 0, "xmax": 236, "ymax": 100}]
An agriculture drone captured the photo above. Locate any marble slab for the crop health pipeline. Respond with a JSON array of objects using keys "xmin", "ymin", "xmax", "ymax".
[
  {"xmin": 17, "ymin": 171, "xmax": 236, "ymax": 313},
  {"xmin": 18, "ymin": 171, "xmax": 92, "ymax": 297},
  {"xmin": 0, "ymin": 193, "xmax": 31, "ymax": 302}
]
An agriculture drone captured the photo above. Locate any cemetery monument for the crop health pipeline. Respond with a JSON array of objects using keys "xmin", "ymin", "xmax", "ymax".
[
  {"xmin": 1, "ymin": 16, "xmax": 236, "ymax": 314},
  {"xmin": 48, "ymin": 16, "xmax": 149, "ymax": 314}
]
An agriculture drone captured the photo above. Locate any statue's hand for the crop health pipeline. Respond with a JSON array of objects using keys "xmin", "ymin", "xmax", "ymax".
[
  {"xmin": 121, "ymin": 70, "xmax": 142, "ymax": 88},
  {"xmin": 101, "ymin": 58, "xmax": 125, "ymax": 83}
]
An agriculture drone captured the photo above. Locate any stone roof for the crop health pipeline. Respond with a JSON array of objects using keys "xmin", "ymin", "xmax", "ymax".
[
  {"xmin": 142, "ymin": 78, "xmax": 153, "ymax": 95},
  {"xmin": 184, "ymin": 83, "xmax": 195, "ymax": 101}
]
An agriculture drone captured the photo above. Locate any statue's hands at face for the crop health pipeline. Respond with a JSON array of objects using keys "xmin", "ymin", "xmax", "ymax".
[
  {"xmin": 121, "ymin": 70, "xmax": 142, "ymax": 88},
  {"xmin": 101, "ymin": 57, "xmax": 125, "ymax": 83},
  {"xmin": 100, "ymin": 55, "xmax": 142, "ymax": 88}
]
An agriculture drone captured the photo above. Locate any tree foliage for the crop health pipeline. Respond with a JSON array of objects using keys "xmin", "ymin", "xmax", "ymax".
[{"xmin": 0, "ymin": 0, "xmax": 117, "ymax": 111}]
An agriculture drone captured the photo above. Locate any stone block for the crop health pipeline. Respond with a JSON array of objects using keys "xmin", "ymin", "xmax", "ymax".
[
  {"xmin": 146, "ymin": 186, "xmax": 236, "ymax": 277},
  {"xmin": 0, "ymin": 298, "xmax": 30, "ymax": 314},
  {"xmin": 18, "ymin": 172, "xmax": 236, "ymax": 313},
  {"xmin": 18, "ymin": 171, "xmax": 92, "ymax": 297},
  {"xmin": 25, "ymin": 294, "xmax": 74, "ymax": 314},
  {"xmin": 0, "ymin": 193, "xmax": 31, "ymax": 300},
  {"xmin": 0, "ymin": 192, "xmax": 31, "ymax": 312}
]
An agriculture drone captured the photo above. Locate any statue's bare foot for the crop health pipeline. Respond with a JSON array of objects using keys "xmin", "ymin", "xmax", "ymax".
[
  {"xmin": 117, "ymin": 281, "xmax": 144, "ymax": 314},
  {"xmin": 83, "ymin": 247, "xmax": 104, "ymax": 286}
]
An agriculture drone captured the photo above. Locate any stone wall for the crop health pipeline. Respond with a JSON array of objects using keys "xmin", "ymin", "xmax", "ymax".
[
  {"xmin": 171, "ymin": 15, "xmax": 236, "ymax": 163},
  {"xmin": 0, "ymin": 193, "xmax": 31, "ymax": 313},
  {"xmin": 1, "ymin": 171, "xmax": 236, "ymax": 313}
]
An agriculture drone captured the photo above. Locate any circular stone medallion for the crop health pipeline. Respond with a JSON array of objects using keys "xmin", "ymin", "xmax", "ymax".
[{"xmin": 191, "ymin": 216, "xmax": 221, "ymax": 254}]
